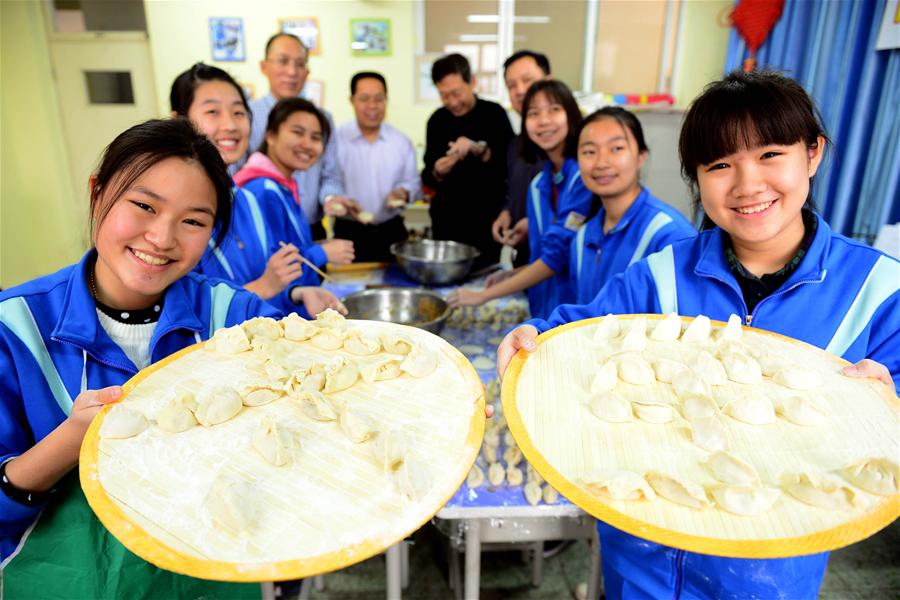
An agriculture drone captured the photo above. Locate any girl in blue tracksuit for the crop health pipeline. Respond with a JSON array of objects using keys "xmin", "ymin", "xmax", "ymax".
[
  {"xmin": 566, "ymin": 107, "xmax": 695, "ymax": 304},
  {"xmin": 170, "ymin": 63, "xmax": 344, "ymax": 317},
  {"xmin": 233, "ymin": 98, "xmax": 355, "ymax": 293},
  {"xmin": 0, "ymin": 119, "xmax": 272, "ymax": 598},
  {"xmin": 498, "ymin": 71, "xmax": 899, "ymax": 599},
  {"xmin": 448, "ymin": 80, "xmax": 593, "ymax": 319}
]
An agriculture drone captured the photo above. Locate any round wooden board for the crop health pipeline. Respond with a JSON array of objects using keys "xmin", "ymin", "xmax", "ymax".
[
  {"xmin": 501, "ymin": 314, "xmax": 899, "ymax": 558},
  {"xmin": 81, "ymin": 320, "xmax": 485, "ymax": 582}
]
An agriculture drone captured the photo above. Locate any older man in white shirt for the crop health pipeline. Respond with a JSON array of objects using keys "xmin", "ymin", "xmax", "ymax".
[{"xmin": 335, "ymin": 72, "xmax": 420, "ymax": 262}]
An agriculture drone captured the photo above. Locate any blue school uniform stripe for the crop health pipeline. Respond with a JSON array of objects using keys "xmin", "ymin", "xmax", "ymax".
[
  {"xmin": 0, "ymin": 297, "xmax": 72, "ymax": 414},
  {"xmin": 826, "ymin": 255, "xmax": 900, "ymax": 356},
  {"xmin": 530, "ymin": 172, "xmax": 545, "ymax": 235},
  {"xmin": 628, "ymin": 213, "xmax": 674, "ymax": 266},
  {"xmin": 208, "ymin": 282, "xmax": 237, "ymax": 338},
  {"xmin": 242, "ymin": 188, "xmax": 268, "ymax": 251},
  {"xmin": 206, "ymin": 239, "xmax": 236, "ymax": 279},
  {"xmin": 646, "ymin": 245, "xmax": 678, "ymax": 314},
  {"xmin": 575, "ymin": 225, "xmax": 588, "ymax": 281},
  {"xmin": 264, "ymin": 179, "xmax": 306, "ymax": 246}
]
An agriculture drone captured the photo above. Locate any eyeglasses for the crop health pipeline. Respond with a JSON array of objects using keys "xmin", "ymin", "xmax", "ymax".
[{"xmin": 267, "ymin": 56, "xmax": 307, "ymax": 70}]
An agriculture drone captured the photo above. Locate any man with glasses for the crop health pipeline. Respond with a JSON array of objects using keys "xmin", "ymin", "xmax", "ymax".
[
  {"xmin": 335, "ymin": 72, "xmax": 419, "ymax": 262},
  {"xmin": 248, "ymin": 33, "xmax": 358, "ymax": 239}
]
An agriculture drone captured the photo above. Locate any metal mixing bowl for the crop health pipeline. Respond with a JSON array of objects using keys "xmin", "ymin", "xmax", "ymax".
[
  {"xmin": 390, "ymin": 240, "xmax": 480, "ymax": 285},
  {"xmin": 341, "ymin": 288, "xmax": 450, "ymax": 334}
]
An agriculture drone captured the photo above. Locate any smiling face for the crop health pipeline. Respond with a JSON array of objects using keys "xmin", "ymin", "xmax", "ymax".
[
  {"xmin": 505, "ymin": 56, "xmax": 547, "ymax": 115},
  {"xmin": 436, "ymin": 73, "xmax": 477, "ymax": 117},
  {"xmin": 265, "ymin": 110, "xmax": 324, "ymax": 176},
  {"xmin": 186, "ymin": 80, "xmax": 249, "ymax": 166},
  {"xmin": 524, "ymin": 91, "xmax": 568, "ymax": 158},
  {"xmin": 350, "ymin": 77, "xmax": 387, "ymax": 134},
  {"xmin": 696, "ymin": 138, "xmax": 823, "ymax": 254},
  {"xmin": 93, "ymin": 157, "xmax": 217, "ymax": 310},
  {"xmin": 577, "ymin": 117, "xmax": 646, "ymax": 202},
  {"xmin": 260, "ymin": 35, "xmax": 308, "ymax": 100}
]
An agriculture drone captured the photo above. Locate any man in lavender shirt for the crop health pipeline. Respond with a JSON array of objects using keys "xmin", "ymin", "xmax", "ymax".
[
  {"xmin": 335, "ymin": 72, "xmax": 420, "ymax": 262},
  {"xmin": 247, "ymin": 33, "xmax": 358, "ymax": 240}
]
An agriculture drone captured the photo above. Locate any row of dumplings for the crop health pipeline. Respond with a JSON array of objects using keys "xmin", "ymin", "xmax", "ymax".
[
  {"xmin": 581, "ymin": 455, "xmax": 898, "ymax": 516},
  {"xmin": 446, "ymin": 299, "xmax": 530, "ymax": 332}
]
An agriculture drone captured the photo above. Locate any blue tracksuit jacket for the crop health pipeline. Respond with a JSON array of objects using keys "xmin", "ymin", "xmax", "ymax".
[
  {"xmin": 525, "ymin": 158, "xmax": 593, "ymax": 319},
  {"xmin": 0, "ymin": 251, "xmax": 281, "ymax": 560},
  {"xmin": 568, "ymin": 187, "xmax": 696, "ymax": 304},
  {"xmin": 530, "ymin": 214, "xmax": 900, "ymax": 599}
]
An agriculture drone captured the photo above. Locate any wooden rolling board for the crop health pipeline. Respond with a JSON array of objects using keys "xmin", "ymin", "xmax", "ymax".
[
  {"xmin": 80, "ymin": 319, "xmax": 484, "ymax": 582},
  {"xmin": 501, "ymin": 314, "xmax": 899, "ymax": 558}
]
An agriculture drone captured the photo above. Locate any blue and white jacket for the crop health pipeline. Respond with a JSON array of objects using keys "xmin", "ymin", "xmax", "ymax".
[
  {"xmin": 525, "ymin": 158, "xmax": 593, "ymax": 319},
  {"xmin": 530, "ymin": 214, "xmax": 900, "ymax": 599},
  {"xmin": 0, "ymin": 251, "xmax": 281, "ymax": 560},
  {"xmin": 568, "ymin": 188, "xmax": 696, "ymax": 304}
]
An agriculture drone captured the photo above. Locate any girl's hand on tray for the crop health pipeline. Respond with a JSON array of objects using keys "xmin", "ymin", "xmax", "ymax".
[
  {"xmin": 842, "ymin": 358, "xmax": 894, "ymax": 389},
  {"xmin": 496, "ymin": 325, "xmax": 538, "ymax": 379}
]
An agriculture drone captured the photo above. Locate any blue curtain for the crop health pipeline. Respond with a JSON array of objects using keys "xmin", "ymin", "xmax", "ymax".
[{"xmin": 725, "ymin": 0, "xmax": 900, "ymax": 242}]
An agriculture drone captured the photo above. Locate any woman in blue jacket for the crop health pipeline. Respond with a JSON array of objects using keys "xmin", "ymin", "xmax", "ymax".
[
  {"xmin": 0, "ymin": 119, "xmax": 271, "ymax": 598},
  {"xmin": 497, "ymin": 71, "xmax": 899, "ymax": 599},
  {"xmin": 448, "ymin": 80, "xmax": 593, "ymax": 319},
  {"xmin": 566, "ymin": 107, "xmax": 695, "ymax": 304},
  {"xmin": 170, "ymin": 63, "xmax": 344, "ymax": 317}
]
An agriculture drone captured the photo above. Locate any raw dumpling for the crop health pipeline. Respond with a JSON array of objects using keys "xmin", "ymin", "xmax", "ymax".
[
  {"xmin": 755, "ymin": 351, "xmax": 785, "ymax": 377},
  {"xmin": 646, "ymin": 471, "xmax": 712, "ymax": 509},
  {"xmin": 281, "ymin": 313, "xmax": 317, "ymax": 341},
  {"xmin": 195, "ymin": 387, "xmax": 242, "ymax": 426},
  {"xmin": 840, "ymin": 458, "xmax": 899, "ymax": 496},
  {"xmin": 323, "ymin": 357, "xmax": 359, "ymax": 393},
  {"xmin": 707, "ymin": 451, "xmax": 760, "ymax": 485},
  {"xmin": 690, "ymin": 416, "xmax": 729, "ymax": 452},
  {"xmin": 652, "ymin": 358, "xmax": 687, "ymax": 383},
  {"xmin": 156, "ymin": 391, "xmax": 198, "ymax": 433},
  {"xmin": 591, "ymin": 361, "xmax": 618, "ymax": 393},
  {"xmin": 724, "ymin": 393, "xmax": 776, "ymax": 425},
  {"xmin": 503, "ymin": 445, "xmax": 523, "ymax": 467},
  {"xmin": 524, "ymin": 480, "xmax": 542, "ymax": 505},
  {"xmin": 295, "ymin": 389, "xmax": 338, "ymax": 421},
  {"xmin": 472, "ymin": 356, "xmax": 495, "ymax": 371},
  {"xmin": 488, "ymin": 462, "xmax": 506, "ymax": 486},
  {"xmin": 339, "ymin": 408, "xmax": 377, "ymax": 443},
  {"xmin": 343, "ymin": 330, "xmax": 382, "ymax": 355},
  {"xmin": 400, "ymin": 345, "xmax": 438, "ymax": 378},
  {"xmin": 589, "ymin": 391, "xmax": 634, "ymax": 423},
  {"xmin": 507, "ymin": 465, "xmax": 525, "ymax": 486},
  {"xmin": 360, "ymin": 357, "xmax": 403, "ymax": 384},
  {"xmin": 252, "ymin": 417, "xmax": 295, "ymax": 466},
  {"xmin": 484, "ymin": 427, "xmax": 501, "ymax": 448},
  {"xmin": 632, "ymin": 400, "xmax": 676, "ymax": 424},
  {"xmin": 205, "ymin": 478, "xmax": 259, "ymax": 533},
  {"xmin": 711, "ymin": 485, "xmax": 780, "ymax": 516},
  {"xmin": 100, "ymin": 404, "xmax": 149, "ymax": 439},
  {"xmin": 617, "ymin": 354, "xmax": 655, "ymax": 385},
  {"xmin": 315, "ymin": 308, "xmax": 347, "ymax": 329},
  {"xmin": 395, "ymin": 458, "xmax": 431, "ymax": 501},
  {"xmin": 382, "ymin": 334, "xmax": 413, "ymax": 355},
  {"xmin": 783, "ymin": 472, "xmax": 863, "ymax": 510},
  {"xmin": 503, "ymin": 430, "xmax": 516, "ymax": 447},
  {"xmin": 582, "ymin": 471, "xmax": 656, "ymax": 501},
  {"xmin": 681, "ymin": 315, "xmax": 711, "ymax": 343},
  {"xmin": 207, "ymin": 325, "xmax": 251, "ymax": 354},
  {"xmin": 718, "ymin": 314, "xmax": 743, "ymax": 341},
  {"xmin": 467, "ymin": 465, "xmax": 485, "ymax": 488},
  {"xmin": 650, "ymin": 313, "xmax": 682, "ymax": 342},
  {"xmin": 695, "ymin": 351, "xmax": 728, "ymax": 386},
  {"xmin": 722, "ymin": 351, "xmax": 762, "ymax": 384},
  {"xmin": 483, "ymin": 444, "xmax": 498, "ymax": 464},
  {"xmin": 263, "ymin": 359, "xmax": 289, "ymax": 383},
  {"xmin": 593, "ymin": 314, "xmax": 621, "ymax": 341},
  {"xmin": 527, "ymin": 464, "xmax": 544, "ymax": 485},
  {"xmin": 774, "ymin": 367, "xmax": 822, "ymax": 390},
  {"xmin": 681, "ymin": 394, "xmax": 719, "ymax": 421},
  {"xmin": 309, "ymin": 328, "xmax": 343, "ymax": 351},
  {"xmin": 775, "ymin": 396, "xmax": 826, "ymax": 426},
  {"xmin": 242, "ymin": 316, "xmax": 283, "ymax": 341},
  {"xmin": 620, "ymin": 317, "xmax": 647, "ymax": 352},
  {"xmin": 238, "ymin": 380, "xmax": 284, "ymax": 407},
  {"xmin": 542, "ymin": 485, "xmax": 559, "ymax": 504},
  {"xmin": 283, "ymin": 364, "xmax": 326, "ymax": 395},
  {"xmin": 672, "ymin": 370, "xmax": 711, "ymax": 398},
  {"xmin": 371, "ymin": 429, "xmax": 409, "ymax": 472}
]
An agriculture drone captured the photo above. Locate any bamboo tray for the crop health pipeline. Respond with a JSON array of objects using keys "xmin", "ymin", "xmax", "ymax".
[
  {"xmin": 81, "ymin": 318, "xmax": 484, "ymax": 581},
  {"xmin": 501, "ymin": 314, "xmax": 899, "ymax": 558}
]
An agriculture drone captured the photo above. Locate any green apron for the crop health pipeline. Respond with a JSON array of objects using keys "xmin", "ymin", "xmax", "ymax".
[{"xmin": 1, "ymin": 472, "xmax": 260, "ymax": 600}]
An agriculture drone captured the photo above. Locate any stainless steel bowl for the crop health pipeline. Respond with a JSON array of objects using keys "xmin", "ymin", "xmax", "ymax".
[
  {"xmin": 391, "ymin": 240, "xmax": 480, "ymax": 285},
  {"xmin": 341, "ymin": 288, "xmax": 450, "ymax": 334}
]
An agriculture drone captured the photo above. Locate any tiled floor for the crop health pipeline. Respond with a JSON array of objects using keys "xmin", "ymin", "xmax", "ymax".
[{"xmin": 292, "ymin": 519, "xmax": 898, "ymax": 599}]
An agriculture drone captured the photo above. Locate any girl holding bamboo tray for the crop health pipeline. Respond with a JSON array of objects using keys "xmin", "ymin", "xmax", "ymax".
[
  {"xmin": 498, "ymin": 71, "xmax": 899, "ymax": 599},
  {"xmin": 0, "ymin": 119, "xmax": 275, "ymax": 598},
  {"xmin": 171, "ymin": 62, "xmax": 345, "ymax": 317}
]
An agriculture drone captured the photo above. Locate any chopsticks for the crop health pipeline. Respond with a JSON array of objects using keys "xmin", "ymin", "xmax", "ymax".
[{"xmin": 279, "ymin": 241, "xmax": 335, "ymax": 283}]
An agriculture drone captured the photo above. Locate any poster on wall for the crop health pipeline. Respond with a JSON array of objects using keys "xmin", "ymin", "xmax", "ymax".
[
  {"xmin": 280, "ymin": 17, "xmax": 321, "ymax": 55},
  {"xmin": 303, "ymin": 79, "xmax": 324, "ymax": 108},
  {"xmin": 875, "ymin": 0, "xmax": 900, "ymax": 50},
  {"xmin": 415, "ymin": 53, "xmax": 441, "ymax": 103},
  {"xmin": 209, "ymin": 17, "xmax": 245, "ymax": 62},
  {"xmin": 350, "ymin": 18, "xmax": 391, "ymax": 56}
]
